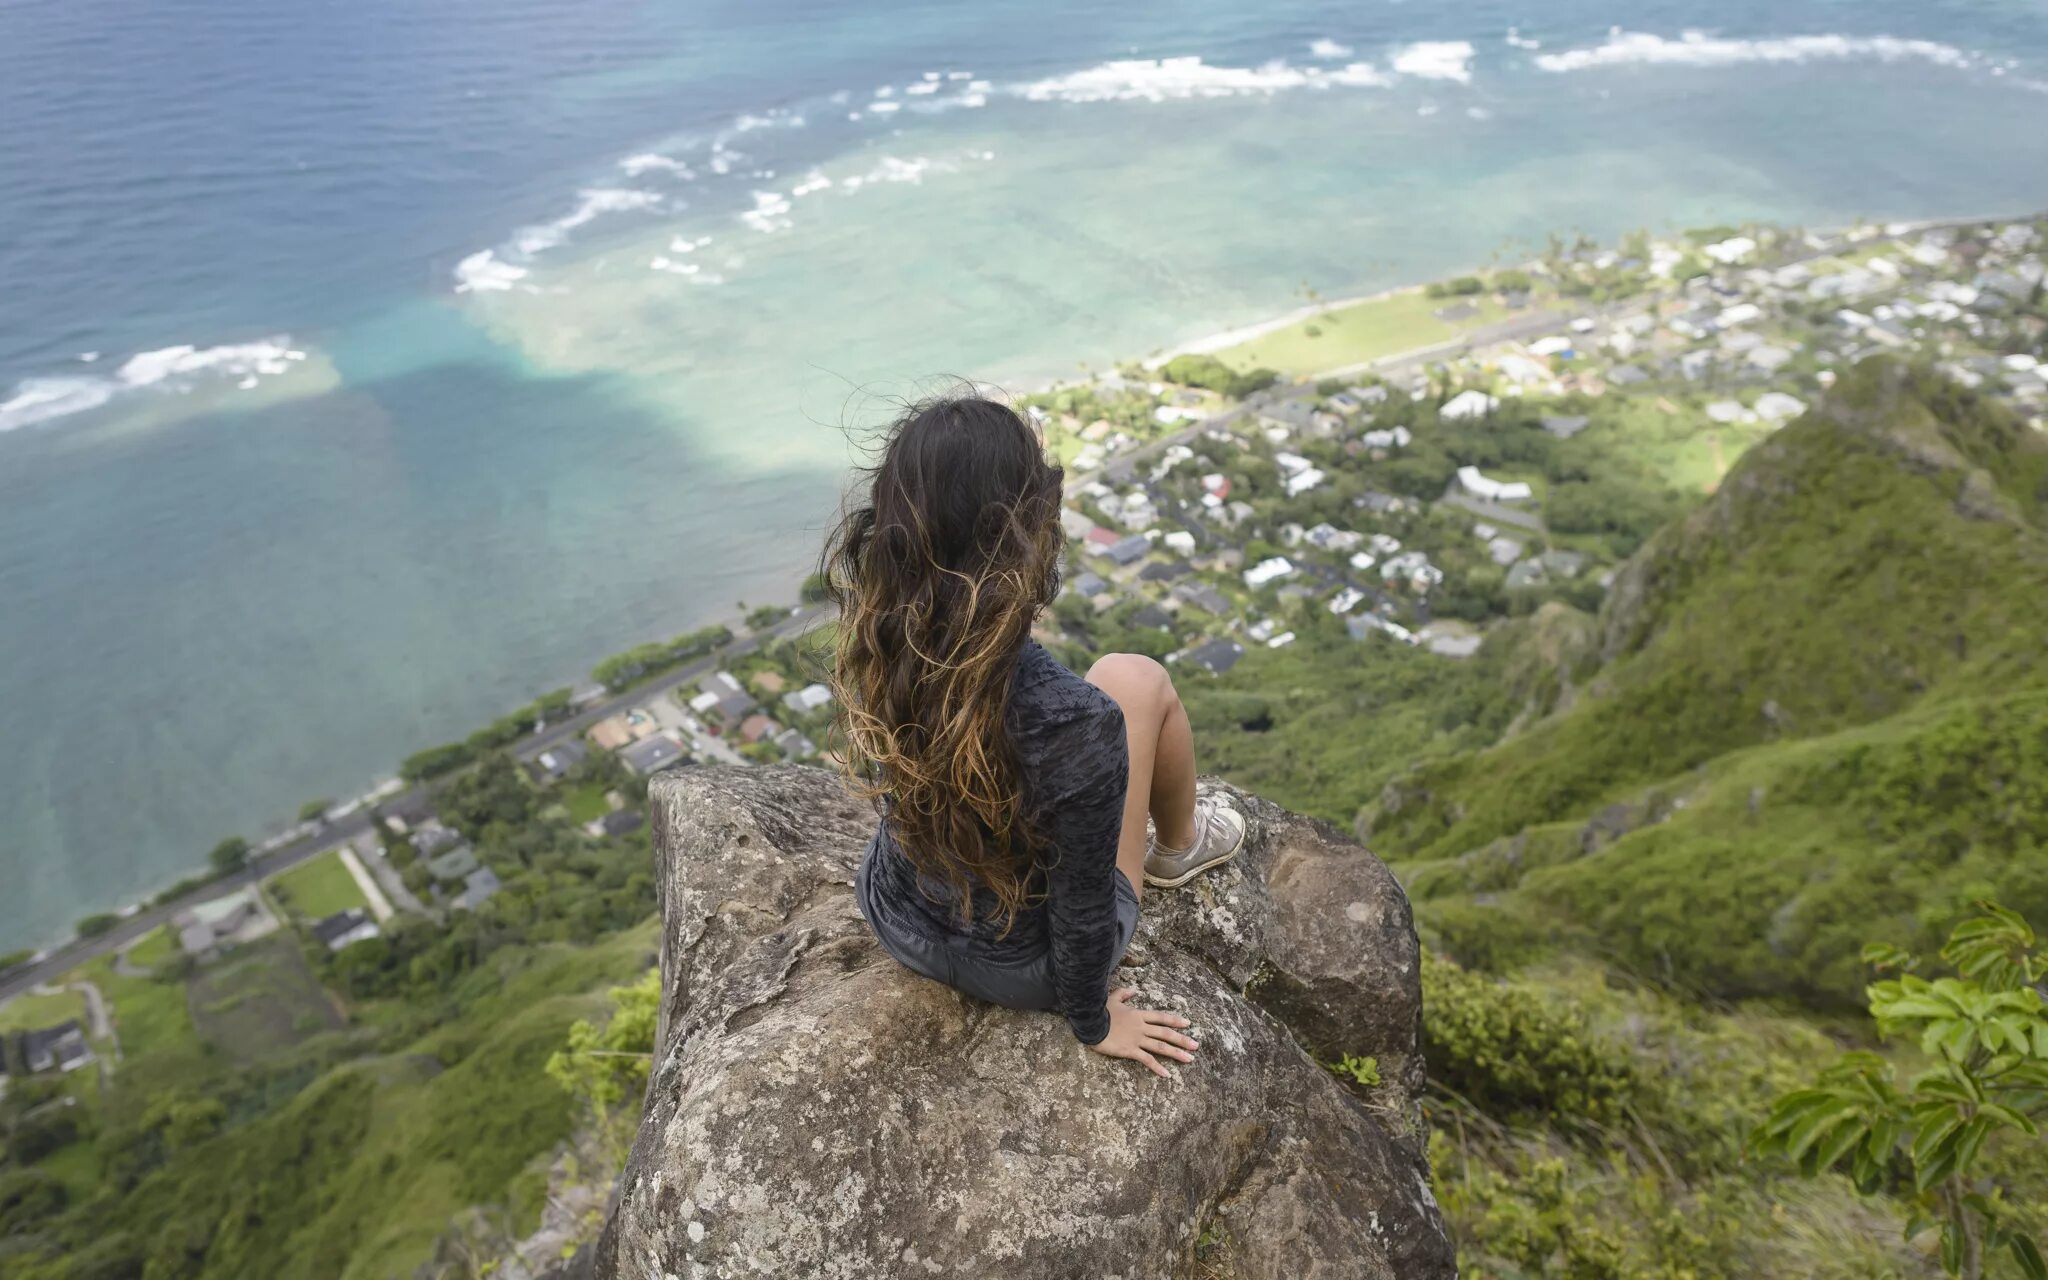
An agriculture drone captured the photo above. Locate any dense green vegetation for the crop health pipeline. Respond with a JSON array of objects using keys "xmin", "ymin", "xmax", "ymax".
[
  {"xmin": 1148, "ymin": 358, "xmax": 2048, "ymax": 1274},
  {"xmin": 8, "ymin": 352, "xmax": 2045, "ymax": 1276},
  {"xmin": 0, "ymin": 746, "xmax": 660, "ymax": 1280}
]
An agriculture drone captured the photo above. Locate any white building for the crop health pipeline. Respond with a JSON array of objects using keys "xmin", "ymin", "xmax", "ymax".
[
  {"xmin": 1284, "ymin": 467, "xmax": 1326, "ymax": 498},
  {"xmin": 1244, "ymin": 556, "xmax": 1296, "ymax": 589},
  {"xmin": 1456, "ymin": 465, "xmax": 1533, "ymax": 504},
  {"xmin": 1440, "ymin": 390, "xmax": 1499, "ymax": 421}
]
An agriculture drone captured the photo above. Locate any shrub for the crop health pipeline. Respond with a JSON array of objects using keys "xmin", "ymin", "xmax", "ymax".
[{"xmin": 1422, "ymin": 951, "xmax": 1637, "ymax": 1122}]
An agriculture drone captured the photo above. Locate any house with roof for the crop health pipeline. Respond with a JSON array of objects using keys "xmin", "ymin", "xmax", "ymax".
[
  {"xmin": 410, "ymin": 820, "xmax": 464, "ymax": 859},
  {"xmin": 1440, "ymin": 390, "xmax": 1498, "ymax": 421},
  {"xmin": 620, "ymin": 733, "xmax": 685, "ymax": 775},
  {"xmin": 1283, "ymin": 467, "xmax": 1326, "ymax": 498},
  {"xmin": 21, "ymin": 1021, "xmax": 94, "ymax": 1074},
  {"xmin": 1182, "ymin": 638, "xmax": 1245, "ymax": 675},
  {"xmin": 1540, "ymin": 548, "xmax": 1590, "ymax": 579},
  {"xmin": 586, "ymin": 714, "xmax": 638, "ymax": 752},
  {"xmin": 1380, "ymin": 551, "xmax": 1444, "ymax": 591},
  {"xmin": 1244, "ymin": 557, "xmax": 1295, "ymax": 589},
  {"xmin": 1129, "ymin": 604, "xmax": 1176, "ymax": 631},
  {"xmin": 1304, "ymin": 523, "xmax": 1362, "ymax": 552},
  {"xmin": 1139, "ymin": 559, "xmax": 1191, "ymax": 584},
  {"xmin": 380, "ymin": 793, "xmax": 437, "ymax": 834},
  {"xmin": 173, "ymin": 887, "xmax": 269, "ymax": 958},
  {"xmin": 1607, "ymin": 364, "xmax": 1649, "ymax": 386},
  {"xmin": 1171, "ymin": 582, "xmax": 1231, "ymax": 616},
  {"xmin": 781, "ymin": 683, "xmax": 833, "ymax": 715},
  {"xmin": 1540, "ymin": 414, "xmax": 1589, "ymax": 440},
  {"xmin": 593, "ymin": 809, "xmax": 644, "ymax": 839},
  {"xmin": 1101, "ymin": 534, "xmax": 1151, "ymax": 567},
  {"xmin": 772, "ymin": 728, "xmax": 818, "ymax": 760},
  {"xmin": 453, "ymin": 867, "xmax": 502, "ymax": 912},
  {"xmin": 1257, "ymin": 401, "xmax": 1317, "ymax": 435},
  {"xmin": 1456, "ymin": 466, "xmax": 1533, "ymax": 504},
  {"xmin": 1348, "ymin": 612, "xmax": 1416, "ymax": 645},
  {"xmin": 312, "ymin": 908, "xmax": 380, "ymax": 952},
  {"xmin": 528, "ymin": 739, "xmax": 588, "ymax": 783},
  {"xmin": 737, "ymin": 714, "xmax": 782, "ymax": 745},
  {"xmin": 1486, "ymin": 536, "xmax": 1525, "ymax": 567},
  {"xmin": 692, "ymin": 672, "xmax": 756, "ymax": 725},
  {"xmin": 425, "ymin": 843, "xmax": 481, "ymax": 885}
]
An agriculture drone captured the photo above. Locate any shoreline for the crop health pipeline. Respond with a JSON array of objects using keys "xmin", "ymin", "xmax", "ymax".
[{"xmin": 13, "ymin": 203, "xmax": 2037, "ymax": 964}]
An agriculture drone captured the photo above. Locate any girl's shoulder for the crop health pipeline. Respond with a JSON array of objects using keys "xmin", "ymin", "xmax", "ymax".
[{"xmin": 1011, "ymin": 642, "xmax": 1123, "ymax": 742}]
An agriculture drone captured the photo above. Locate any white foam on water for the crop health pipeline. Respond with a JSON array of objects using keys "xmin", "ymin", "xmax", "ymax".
[
  {"xmin": 0, "ymin": 378, "xmax": 116, "ymax": 431},
  {"xmin": 0, "ymin": 338, "xmax": 308, "ymax": 431},
  {"xmin": 1467, "ymin": 105, "xmax": 1493, "ymax": 119},
  {"xmin": 1505, "ymin": 28, "xmax": 1541, "ymax": 51},
  {"xmin": 1391, "ymin": 41, "xmax": 1476, "ymax": 83},
  {"xmin": 1534, "ymin": 30, "xmax": 1981, "ymax": 74},
  {"xmin": 790, "ymin": 171, "xmax": 833, "ymax": 197},
  {"xmin": 511, "ymin": 188, "xmax": 663, "ymax": 256},
  {"xmin": 905, "ymin": 81, "xmax": 941, "ymax": 96},
  {"xmin": 77, "ymin": 352, "xmax": 99, "ymax": 363},
  {"xmin": 454, "ymin": 249, "xmax": 529, "ymax": 293},
  {"xmin": 621, "ymin": 153, "xmax": 696, "ymax": 179},
  {"xmin": 869, "ymin": 100, "xmax": 902, "ymax": 114},
  {"xmin": 739, "ymin": 189, "xmax": 794, "ymax": 233},
  {"xmin": 1013, "ymin": 55, "xmax": 1392, "ymax": 103},
  {"xmin": 1309, "ymin": 38, "xmax": 1354, "ymax": 59}
]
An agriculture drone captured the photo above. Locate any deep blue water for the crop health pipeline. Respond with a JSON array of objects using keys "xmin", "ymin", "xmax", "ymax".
[{"xmin": 3, "ymin": 0, "xmax": 2047, "ymax": 948}]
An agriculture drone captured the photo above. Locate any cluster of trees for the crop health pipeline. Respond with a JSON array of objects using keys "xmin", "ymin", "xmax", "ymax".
[
  {"xmin": 1158, "ymin": 353, "xmax": 1279, "ymax": 401},
  {"xmin": 588, "ymin": 623, "xmax": 733, "ymax": 693}
]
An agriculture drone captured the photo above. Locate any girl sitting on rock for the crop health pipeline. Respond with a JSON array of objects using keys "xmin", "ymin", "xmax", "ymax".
[{"xmin": 823, "ymin": 392, "xmax": 1244, "ymax": 1077}]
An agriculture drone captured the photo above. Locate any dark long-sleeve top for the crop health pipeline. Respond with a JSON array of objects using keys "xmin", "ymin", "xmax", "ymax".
[{"xmin": 859, "ymin": 640, "xmax": 1130, "ymax": 1044}]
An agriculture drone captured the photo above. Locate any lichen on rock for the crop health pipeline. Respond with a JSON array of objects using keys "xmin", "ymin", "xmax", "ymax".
[{"xmin": 592, "ymin": 764, "xmax": 1455, "ymax": 1280}]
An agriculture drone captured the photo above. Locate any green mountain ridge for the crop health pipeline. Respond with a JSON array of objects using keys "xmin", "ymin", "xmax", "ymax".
[{"xmin": 1375, "ymin": 358, "xmax": 2048, "ymax": 1005}]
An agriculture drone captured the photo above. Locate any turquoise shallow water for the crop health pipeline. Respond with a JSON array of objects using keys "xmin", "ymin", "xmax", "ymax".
[{"xmin": 3, "ymin": 0, "xmax": 2048, "ymax": 948}]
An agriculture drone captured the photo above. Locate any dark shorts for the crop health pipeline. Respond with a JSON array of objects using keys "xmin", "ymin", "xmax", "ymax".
[{"xmin": 855, "ymin": 848, "xmax": 1139, "ymax": 1013}]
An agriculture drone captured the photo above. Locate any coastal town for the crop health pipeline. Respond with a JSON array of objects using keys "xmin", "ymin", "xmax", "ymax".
[{"xmin": 4, "ymin": 211, "xmax": 2044, "ymax": 1091}]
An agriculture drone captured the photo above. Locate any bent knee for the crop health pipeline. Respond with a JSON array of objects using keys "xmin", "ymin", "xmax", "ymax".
[{"xmin": 1086, "ymin": 652, "xmax": 1176, "ymax": 711}]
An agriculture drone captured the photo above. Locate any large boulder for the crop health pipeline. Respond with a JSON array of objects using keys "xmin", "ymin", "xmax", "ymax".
[{"xmin": 595, "ymin": 765, "xmax": 1453, "ymax": 1280}]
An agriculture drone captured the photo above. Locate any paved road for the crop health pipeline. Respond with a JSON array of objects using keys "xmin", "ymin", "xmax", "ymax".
[{"xmin": 0, "ymin": 603, "xmax": 832, "ymax": 1004}]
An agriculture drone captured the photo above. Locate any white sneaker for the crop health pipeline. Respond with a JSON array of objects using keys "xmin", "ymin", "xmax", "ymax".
[{"xmin": 1143, "ymin": 798, "xmax": 1247, "ymax": 889}]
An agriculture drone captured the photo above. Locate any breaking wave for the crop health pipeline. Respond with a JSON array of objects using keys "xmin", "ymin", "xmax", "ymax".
[
  {"xmin": 0, "ymin": 339, "xmax": 308, "ymax": 432},
  {"xmin": 1533, "ymin": 30, "xmax": 1981, "ymax": 75}
]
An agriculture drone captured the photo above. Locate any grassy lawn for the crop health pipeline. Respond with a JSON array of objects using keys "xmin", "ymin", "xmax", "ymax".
[
  {"xmin": 562, "ymin": 782, "xmax": 612, "ymax": 824},
  {"xmin": 1214, "ymin": 289, "xmax": 1512, "ymax": 375},
  {"xmin": 122, "ymin": 924, "xmax": 176, "ymax": 972},
  {"xmin": 1582, "ymin": 394, "xmax": 1777, "ymax": 495},
  {"xmin": 186, "ymin": 933, "xmax": 342, "ymax": 1064},
  {"xmin": 79, "ymin": 948, "xmax": 197, "ymax": 1061},
  {"xmin": 0, "ymin": 986, "xmax": 88, "ymax": 1034},
  {"xmin": 269, "ymin": 849, "xmax": 369, "ymax": 921}
]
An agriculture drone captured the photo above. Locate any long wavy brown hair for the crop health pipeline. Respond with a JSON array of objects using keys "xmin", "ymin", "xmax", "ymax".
[{"xmin": 821, "ymin": 393, "xmax": 1065, "ymax": 928}]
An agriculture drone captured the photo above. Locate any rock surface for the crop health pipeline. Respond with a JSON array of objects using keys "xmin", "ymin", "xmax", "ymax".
[{"xmin": 594, "ymin": 765, "xmax": 1453, "ymax": 1280}]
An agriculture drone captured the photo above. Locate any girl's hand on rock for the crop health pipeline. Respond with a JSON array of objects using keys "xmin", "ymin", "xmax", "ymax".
[{"xmin": 1087, "ymin": 988, "xmax": 1198, "ymax": 1078}]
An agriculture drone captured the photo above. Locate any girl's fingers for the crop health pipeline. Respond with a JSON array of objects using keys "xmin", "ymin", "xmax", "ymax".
[
  {"xmin": 1132, "ymin": 1047, "xmax": 1168, "ymax": 1078},
  {"xmin": 1150, "ymin": 1029, "xmax": 1198, "ymax": 1052},
  {"xmin": 1111, "ymin": 988, "xmax": 1137, "ymax": 1005},
  {"xmin": 1141, "ymin": 1009, "xmax": 1192, "ymax": 1029},
  {"xmin": 1143, "ymin": 1037, "xmax": 1195, "ymax": 1063}
]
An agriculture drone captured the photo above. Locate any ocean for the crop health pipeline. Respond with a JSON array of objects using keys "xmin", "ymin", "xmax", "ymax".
[{"xmin": 2, "ymin": 0, "xmax": 2046, "ymax": 949}]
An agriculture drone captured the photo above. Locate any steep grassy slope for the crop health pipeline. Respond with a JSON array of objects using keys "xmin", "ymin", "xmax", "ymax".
[
  {"xmin": 1371, "ymin": 359, "xmax": 2048, "ymax": 1005},
  {"xmin": 10, "ymin": 924, "xmax": 656, "ymax": 1280}
]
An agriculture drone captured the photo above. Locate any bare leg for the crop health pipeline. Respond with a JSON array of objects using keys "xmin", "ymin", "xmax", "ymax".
[{"xmin": 1085, "ymin": 654, "xmax": 1198, "ymax": 904}]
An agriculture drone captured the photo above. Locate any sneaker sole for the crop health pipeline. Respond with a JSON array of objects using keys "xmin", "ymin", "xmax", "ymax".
[{"xmin": 1143, "ymin": 837, "xmax": 1246, "ymax": 889}]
